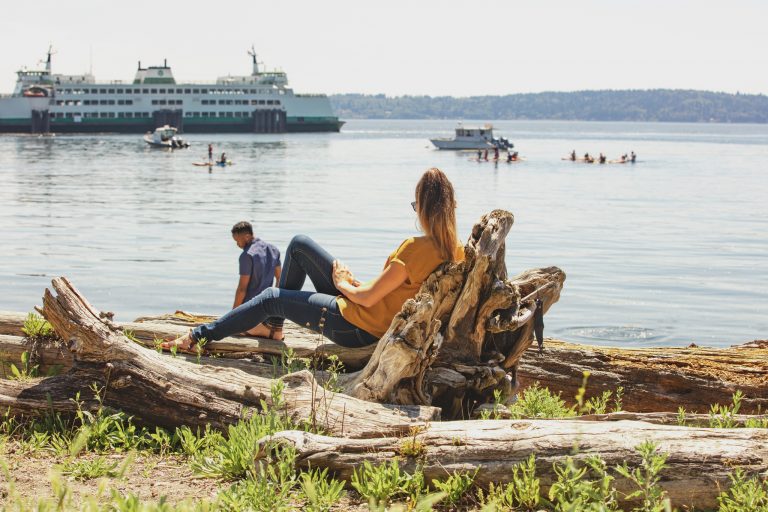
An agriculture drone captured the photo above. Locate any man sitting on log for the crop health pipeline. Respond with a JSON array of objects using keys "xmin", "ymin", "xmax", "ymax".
[
  {"xmin": 230, "ymin": 221, "xmax": 282, "ymax": 312},
  {"xmin": 163, "ymin": 168, "xmax": 465, "ymax": 351}
]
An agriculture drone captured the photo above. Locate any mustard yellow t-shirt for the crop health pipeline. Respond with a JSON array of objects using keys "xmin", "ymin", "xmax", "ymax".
[{"xmin": 337, "ymin": 236, "xmax": 464, "ymax": 338}]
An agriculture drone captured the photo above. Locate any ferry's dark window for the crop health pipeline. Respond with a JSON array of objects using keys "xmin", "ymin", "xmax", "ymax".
[
  {"xmin": 117, "ymin": 100, "xmax": 124, "ymax": 105},
  {"xmin": 158, "ymin": 100, "xmax": 166, "ymax": 105},
  {"xmin": 107, "ymin": 89, "xmax": 114, "ymax": 94},
  {"xmin": 226, "ymin": 112, "xmax": 234, "ymax": 117},
  {"xmin": 115, "ymin": 89, "xmax": 123, "ymax": 94},
  {"xmin": 99, "ymin": 100, "xmax": 107, "ymax": 105},
  {"xmin": 109, "ymin": 100, "xmax": 115, "ymax": 105},
  {"xmin": 66, "ymin": 113, "xmax": 73, "ymax": 118},
  {"xmin": 126, "ymin": 113, "xmax": 133, "ymax": 118},
  {"xmin": 126, "ymin": 100, "xmax": 133, "ymax": 105},
  {"xmin": 235, "ymin": 112, "xmax": 241, "ymax": 117},
  {"xmin": 100, "ymin": 112, "xmax": 108, "ymax": 118},
  {"xmin": 218, "ymin": 100, "xmax": 224, "ymax": 105},
  {"xmin": 193, "ymin": 89, "xmax": 200, "ymax": 94},
  {"xmin": 175, "ymin": 88, "xmax": 182, "ymax": 94},
  {"xmin": 151, "ymin": 89, "xmax": 158, "ymax": 94},
  {"xmin": 258, "ymin": 100, "xmax": 265, "ymax": 105},
  {"xmin": 275, "ymin": 100, "xmax": 281, "ymax": 105},
  {"xmin": 250, "ymin": 100, "xmax": 257, "ymax": 105},
  {"xmin": 100, "ymin": 89, "xmax": 107, "ymax": 93},
  {"xmin": 143, "ymin": 89, "xmax": 149, "ymax": 94},
  {"xmin": 159, "ymin": 89, "xmax": 166, "ymax": 94},
  {"xmin": 108, "ymin": 112, "xmax": 115, "ymax": 118},
  {"xmin": 151, "ymin": 100, "xmax": 157, "ymax": 105},
  {"xmin": 184, "ymin": 89, "xmax": 191, "ymax": 94}
]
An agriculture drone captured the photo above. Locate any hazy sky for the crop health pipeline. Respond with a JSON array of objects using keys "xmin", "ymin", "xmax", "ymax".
[{"xmin": 1, "ymin": 0, "xmax": 765, "ymax": 97}]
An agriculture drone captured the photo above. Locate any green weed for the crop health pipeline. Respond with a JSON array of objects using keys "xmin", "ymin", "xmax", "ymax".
[
  {"xmin": 717, "ymin": 468, "xmax": 768, "ymax": 511},
  {"xmin": 431, "ymin": 469, "xmax": 477, "ymax": 507},
  {"xmin": 508, "ymin": 382, "xmax": 575, "ymax": 419},
  {"xmin": 709, "ymin": 391, "xmax": 743, "ymax": 428},
  {"xmin": 299, "ymin": 466, "xmax": 346, "ymax": 512},
  {"xmin": 351, "ymin": 459, "xmax": 413, "ymax": 508},
  {"xmin": 481, "ymin": 454, "xmax": 540, "ymax": 510},
  {"xmin": 615, "ymin": 440, "xmax": 671, "ymax": 512},
  {"xmin": 548, "ymin": 456, "xmax": 619, "ymax": 511}
]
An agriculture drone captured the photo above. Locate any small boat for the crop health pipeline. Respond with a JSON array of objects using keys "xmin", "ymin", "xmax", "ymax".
[
  {"xmin": 430, "ymin": 123, "xmax": 513, "ymax": 150},
  {"xmin": 143, "ymin": 125, "xmax": 190, "ymax": 149}
]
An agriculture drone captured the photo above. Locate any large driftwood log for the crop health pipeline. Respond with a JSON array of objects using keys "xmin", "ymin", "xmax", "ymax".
[
  {"xmin": 263, "ymin": 419, "xmax": 768, "ymax": 510},
  {"xmin": 4, "ymin": 308, "xmax": 766, "ymax": 414},
  {"xmin": 521, "ymin": 339, "xmax": 768, "ymax": 414},
  {"xmin": 37, "ymin": 277, "xmax": 438, "ymax": 436}
]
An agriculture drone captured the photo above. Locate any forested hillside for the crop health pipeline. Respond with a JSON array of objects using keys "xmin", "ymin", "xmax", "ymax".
[{"xmin": 330, "ymin": 90, "xmax": 768, "ymax": 123}]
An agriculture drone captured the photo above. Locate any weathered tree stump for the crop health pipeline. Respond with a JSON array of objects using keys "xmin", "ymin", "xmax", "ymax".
[{"xmin": 340, "ymin": 210, "xmax": 565, "ymax": 418}]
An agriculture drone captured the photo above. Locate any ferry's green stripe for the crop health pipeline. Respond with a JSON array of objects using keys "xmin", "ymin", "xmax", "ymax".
[{"xmin": 286, "ymin": 116, "xmax": 340, "ymax": 124}]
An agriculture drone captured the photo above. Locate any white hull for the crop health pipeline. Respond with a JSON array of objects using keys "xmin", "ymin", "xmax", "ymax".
[{"xmin": 430, "ymin": 138, "xmax": 493, "ymax": 150}]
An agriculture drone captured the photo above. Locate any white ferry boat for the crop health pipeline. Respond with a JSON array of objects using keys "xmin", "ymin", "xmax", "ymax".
[
  {"xmin": 430, "ymin": 124, "xmax": 513, "ymax": 150},
  {"xmin": 0, "ymin": 47, "xmax": 343, "ymax": 134}
]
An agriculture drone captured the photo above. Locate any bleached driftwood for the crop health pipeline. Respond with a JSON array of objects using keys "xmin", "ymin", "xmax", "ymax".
[{"xmin": 262, "ymin": 419, "xmax": 768, "ymax": 510}]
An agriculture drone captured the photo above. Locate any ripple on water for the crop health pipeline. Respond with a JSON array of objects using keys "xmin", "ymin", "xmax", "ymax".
[{"xmin": 557, "ymin": 325, "xmax": 668, "ymax": 345}]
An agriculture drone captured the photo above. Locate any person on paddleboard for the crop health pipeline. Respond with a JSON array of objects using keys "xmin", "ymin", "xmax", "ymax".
[
  {"xmin": 208, "ymin": 144, "xmax": 213, "ymax": 161},
  {"xmin": 570, "ymin": 150, "xmax": 576, "ymax": 161},
  {"xmin": 219, "ymin": 152, "xmax": 227, "ymax": 164},
  {"xmin": 630, "ymin": 151, "xmax": 636, "ymax": 163}
]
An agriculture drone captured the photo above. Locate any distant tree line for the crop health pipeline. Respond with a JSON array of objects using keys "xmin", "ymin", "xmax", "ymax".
[{"xmin": 330, "ymin": 90, "xmax": 768, "ymax": 123}]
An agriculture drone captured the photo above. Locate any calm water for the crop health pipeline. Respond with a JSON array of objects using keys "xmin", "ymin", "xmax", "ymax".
[{"xmin": 1, "ymin": 120, "xmax": 766, "ymax": 347}]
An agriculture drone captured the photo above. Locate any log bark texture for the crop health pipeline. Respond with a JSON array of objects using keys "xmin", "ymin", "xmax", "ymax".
[
  {"xmin": 37, "ymin": 277, "xmax": 439, "ymax": 436},
  {"xmin": 520, "ymin": 339, "xmax": 768, "ymax": 414},
  {"xmin": 263, "ymin": 419, "xmax": 768, "ymax": 511}
]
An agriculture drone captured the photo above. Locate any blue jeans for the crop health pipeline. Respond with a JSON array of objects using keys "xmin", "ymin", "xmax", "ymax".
[{"xmin": 192, "ymin": 235, "xmax": 379, "ymax": 348}]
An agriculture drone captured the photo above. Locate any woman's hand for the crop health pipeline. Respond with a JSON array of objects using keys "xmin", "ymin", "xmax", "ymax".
[{"xmin": 333, "ymin": 260, "xmax": 360, "ymax": 288}]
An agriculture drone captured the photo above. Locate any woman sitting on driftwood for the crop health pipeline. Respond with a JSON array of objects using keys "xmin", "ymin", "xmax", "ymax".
[{"xmin": 164, "ymin": 168, "xmax": 464, "ymax": 352}]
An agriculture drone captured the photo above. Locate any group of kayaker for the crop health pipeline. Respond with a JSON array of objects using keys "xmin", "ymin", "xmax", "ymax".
[
  {"xmin": 476, "ymin": 147, "xmax": 520, "ymax": 162},
  {"xmin": 568, "ymin": 150, "xmax": 637, "ymax": 164}
]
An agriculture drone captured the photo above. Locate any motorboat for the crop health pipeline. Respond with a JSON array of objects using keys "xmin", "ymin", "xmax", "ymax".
[
  {"xmin": 430, "ymin": 123, "xmax": 513, "ymax": 150},
  {"xmin": 143, "ymin": 125, "xmax": 190, "ymax": 149}
]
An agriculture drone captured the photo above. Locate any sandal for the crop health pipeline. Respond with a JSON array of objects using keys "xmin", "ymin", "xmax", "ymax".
[
  {"xmin": 160, "ymin": 329, "xmax": 199, "ymax": 353},
  {"xmin": 267, "ymin": 324, "xmax": 285, "ymax": 342}
]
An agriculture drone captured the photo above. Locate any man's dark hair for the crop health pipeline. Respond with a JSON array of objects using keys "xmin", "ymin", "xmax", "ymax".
[{"xmin": 231, "ymin": 221, "xmax": 253, "ymax": 236}]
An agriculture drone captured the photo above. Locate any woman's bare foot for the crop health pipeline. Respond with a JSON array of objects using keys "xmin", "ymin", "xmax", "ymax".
[
  {"xmin": 244, "ymin": 323, "xmax": 284, "ymax": 341},
  {"xmin": 160, "ymin": 330, "xmax": 197, "ymax": 352}
]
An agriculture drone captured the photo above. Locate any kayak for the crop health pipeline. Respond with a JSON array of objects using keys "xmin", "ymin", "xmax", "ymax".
[{"xmin": 192, "ymin": 160, "xmax": 234, "ymax": 167}]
